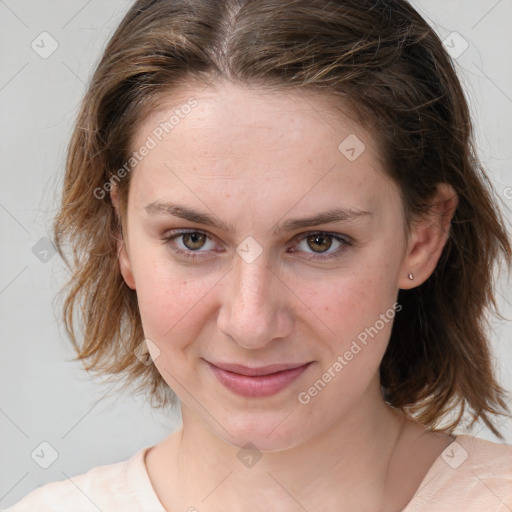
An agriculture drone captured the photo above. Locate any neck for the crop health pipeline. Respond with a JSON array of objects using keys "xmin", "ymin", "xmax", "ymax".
[{"xmin": 159, "ymin": 386, "xmax": 409, "ymax": 511}]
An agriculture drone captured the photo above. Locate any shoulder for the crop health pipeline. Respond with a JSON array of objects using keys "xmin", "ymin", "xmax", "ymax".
[
  {"xmin": 3, "ymin": 448, "xmax": 149, "ymax": 512},
  {"xmin": 450, "ymin": 434, "xmax": 512, "ymax": 484},
  {"xmin": 407, "ymin": 434, "xmax": 512, "ymax": 512},
  {"xmin": 455, "ymin": 434, "xmax": 512, "ymax": 465}
]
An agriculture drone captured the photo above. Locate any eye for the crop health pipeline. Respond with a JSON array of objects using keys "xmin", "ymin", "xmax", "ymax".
[
  {"xmin": 302, "ymin": 234, "xmax": 335, "ymax": 253},
  {"xmin": 179, "ymin": 232, "xmax": 209, "ymax": 251},
  {"xmin": 161, "ymin": 229, "xmax": 220, "ymax": 260},
  {"xmin": 290, "ymin": 231, "xmax": 351, "ymax": 260},
  {"xmin": 162, "ymin": 229, "xmax": 352, "ymax": 262}
]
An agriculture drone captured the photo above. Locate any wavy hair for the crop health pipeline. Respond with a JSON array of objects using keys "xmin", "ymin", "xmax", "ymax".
[{"xmin": 53, "ymin": 0, "xmax": 511, "ymax": 437}]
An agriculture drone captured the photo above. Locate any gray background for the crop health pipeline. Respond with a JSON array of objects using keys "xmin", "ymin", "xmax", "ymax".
[{"xmin": 1, "ymin": 0, "xmax": 511, "ymax": 508}]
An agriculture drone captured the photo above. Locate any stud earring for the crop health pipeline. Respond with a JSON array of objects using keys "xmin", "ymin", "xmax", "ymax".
[{"xmin": 408, "ymin": 272, "xmax": 414, "ymax": 280}]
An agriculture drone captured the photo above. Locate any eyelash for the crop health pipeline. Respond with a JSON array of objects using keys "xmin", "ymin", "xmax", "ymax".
[{"xmin": 161, "ymin": 229, "xmax": 352, "ymax": 262}]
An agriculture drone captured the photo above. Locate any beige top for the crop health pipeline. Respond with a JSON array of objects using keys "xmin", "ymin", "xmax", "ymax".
[{"xmin": 4, "ymin": 434, "xmax": 512, "ymax": 511}]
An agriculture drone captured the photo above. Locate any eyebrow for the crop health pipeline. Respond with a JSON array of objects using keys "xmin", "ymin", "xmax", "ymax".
[
  {"xmin": 145, "ymin": 202, "xmax": 232, "ymax": 231},
  {"xmin": 275, "ymin": 207, "xmax": 374, "ymax": 234},
  {"xmin": 144, "ymin": 201, "xmax": 374, "ymax": 234}
]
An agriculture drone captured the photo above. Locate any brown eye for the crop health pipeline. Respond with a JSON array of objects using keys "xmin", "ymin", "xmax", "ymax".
[
  {"xmin": 182, "ymin": 232, "xmax": 207, "ymax": 250},
  {"xmin": 161, "ymin": 230, "xmax": 220, "ymax": 261},
  {"xmin": 306, "ymin": 234, "xmax": 333, "ymax": 253}
]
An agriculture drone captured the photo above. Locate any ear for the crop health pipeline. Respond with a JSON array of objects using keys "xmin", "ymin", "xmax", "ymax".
[
  {"xmin": 398, "ymin": 183, "xmax": 458, "ymax": 289},
  {"xmin": 110, "ymin": 183, "xmax": 136, "ymax": 290}
]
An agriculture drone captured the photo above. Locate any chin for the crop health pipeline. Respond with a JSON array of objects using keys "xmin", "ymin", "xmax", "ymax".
[{"xmin": 210, "ymin": 409, "xmax": 313, "ymax": 453}]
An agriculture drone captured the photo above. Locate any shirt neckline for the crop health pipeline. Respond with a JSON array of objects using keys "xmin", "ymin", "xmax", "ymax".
[
  {"xmin": 126, "ymin": 445, "xmax": 167, "ymax": 511},
  {"xmin": 128, "ymin": 435, "xmax": 462, "ymax": 512}
]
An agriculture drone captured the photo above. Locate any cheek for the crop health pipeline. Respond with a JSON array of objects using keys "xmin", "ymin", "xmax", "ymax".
[
  {"xmin": 129, "ymin": 247, "xmax": 217, "ymax": 349},
  {"xmin": 290, "ymin": 255, "xmax": 400, "ymax": 379},
  {"xmin": 293, "ymin": 274, "xmax": 399, "ymax": 415},
  {"xmin": 133, "ymin": 264, "xmax": 219, "ymax": 383},
  {"xmin": 297, "ymin": 263, "xmax": 398, "ymax": 336}
]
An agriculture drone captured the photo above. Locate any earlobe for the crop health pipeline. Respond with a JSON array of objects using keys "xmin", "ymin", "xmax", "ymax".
[
  {"xmin": 111, "ymin": 183, "xmax": 136, "ymax": 290},
  {"xmin": 399, "ymin": 183, "xmax": 458, "ymax": 289}
]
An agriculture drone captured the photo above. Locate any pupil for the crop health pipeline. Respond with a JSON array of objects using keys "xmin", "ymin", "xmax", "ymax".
[
  {"xmin": 308, "ymin": 234, "xmax": 332, "ymax": 253},
  {"xmin": 183, "ymin": 232, "xmax": 205, "ymax": 250}
]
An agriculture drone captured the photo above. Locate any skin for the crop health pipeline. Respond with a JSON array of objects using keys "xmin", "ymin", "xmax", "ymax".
[{"xmin": 112, "ymin": 80, "xmax": 458, "ymax": 512}]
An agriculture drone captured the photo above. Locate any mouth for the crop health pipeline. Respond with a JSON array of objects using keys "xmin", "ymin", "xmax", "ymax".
[{"xmin": 205, "ymin": 360, "xmax": 313, "ymax": 398}]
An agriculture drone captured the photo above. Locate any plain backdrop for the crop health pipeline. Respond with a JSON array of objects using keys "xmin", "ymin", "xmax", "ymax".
[{"xmin": 1, "ymin": 0, "xmax": 511, "ymax": 508}]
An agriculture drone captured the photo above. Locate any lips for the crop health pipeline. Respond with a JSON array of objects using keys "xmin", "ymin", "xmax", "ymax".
[
  {"xmin": 208, "ymin": 361, "xmax": 310, "ymax": 376},
  {"xmin": 205, "ymin": 360, "xmax": 312, "ymax": 398}
]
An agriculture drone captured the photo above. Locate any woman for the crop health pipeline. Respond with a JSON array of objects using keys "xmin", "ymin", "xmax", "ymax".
[{"xmin": 7, "ymin": 0, "xmax": 511, "ymax": 510}]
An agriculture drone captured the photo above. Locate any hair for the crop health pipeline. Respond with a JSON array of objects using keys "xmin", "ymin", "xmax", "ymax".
[{"xmin": 53, "ymin": 0, "xmax": 511, "ymax": 437}]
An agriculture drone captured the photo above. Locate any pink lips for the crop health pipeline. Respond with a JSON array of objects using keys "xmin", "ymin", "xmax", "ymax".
[{"xmin": 206, "ymin": 360, "xmax": 312, "ymax": 398}]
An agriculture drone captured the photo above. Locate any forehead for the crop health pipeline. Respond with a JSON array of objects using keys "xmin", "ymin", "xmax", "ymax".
[
  {"xmin": 135, "ymin": 80, "xmax": 372, "ymax": 155},
  {"xmin": 128, "ymin": 80, "xmax": 398, "ymax": 215}
]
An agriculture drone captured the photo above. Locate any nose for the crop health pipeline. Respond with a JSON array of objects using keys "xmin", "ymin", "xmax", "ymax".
[{"xmin": 216, "ymin": 255, "xmax": 294, "ymax": 350}]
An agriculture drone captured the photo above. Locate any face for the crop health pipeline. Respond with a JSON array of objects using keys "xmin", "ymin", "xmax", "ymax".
[{"xmin": 117, "ymin": 80, "xmax": 412, "ymax": 451}]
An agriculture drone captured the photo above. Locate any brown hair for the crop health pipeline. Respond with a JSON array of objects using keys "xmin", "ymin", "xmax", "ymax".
[{"xmin": 53, "ymin": 0, "xmax": 511, "ymax": 437}]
